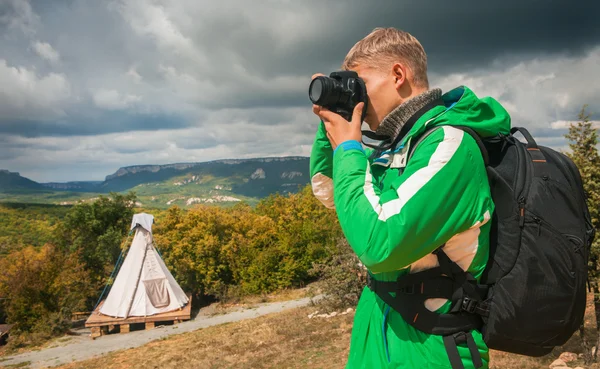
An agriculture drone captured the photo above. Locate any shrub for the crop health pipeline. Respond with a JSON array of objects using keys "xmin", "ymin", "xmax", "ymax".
[{"xmin": 309, "ymin": 238, "xmax": 367, "ymax": 312}]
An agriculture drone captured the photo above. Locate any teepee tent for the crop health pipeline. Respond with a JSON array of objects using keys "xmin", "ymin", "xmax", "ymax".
[{"xmin": 99, "ymin": 213, "xmax": 189, "ymax": 318}]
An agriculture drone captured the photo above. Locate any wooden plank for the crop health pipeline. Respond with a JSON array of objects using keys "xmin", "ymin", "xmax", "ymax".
[
  {"xmin": 145, "ymin": 322, "xmax": 155, "ymax": 330},
  {"xmin": 85, "ymin": 294, "xmax": 192, "ymax": 328},
  {"xmin": 120, "ymin": 324, "xmax": 130, "ymax": 334},
  {"xmin": 90, "ymin": 327, "xmax": 102, "ymax": 339}
]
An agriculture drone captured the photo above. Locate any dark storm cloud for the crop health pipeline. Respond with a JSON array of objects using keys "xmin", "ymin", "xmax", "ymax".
[
  {"xmin": 355, "ymin": 1, "xmax": 600, "ymax": 74},
  {"xmin": 1, "ymin": 0, "xmax": 599, "ymax": 182},
  {"xmin": 184, "ymin": 0, "xmax": 600, "ymax": 78},
  {"xmin": 3, "ymin": 0, "xmax": 598, "ymax": 132}
]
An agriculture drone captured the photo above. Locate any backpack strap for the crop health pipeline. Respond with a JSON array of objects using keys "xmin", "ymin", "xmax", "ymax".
[
  {"xmin": 367, "ymin": 249, "xmax": 487, "ymax": 369},
  {"xmin": 511, "ymin": 127, "xmax": 551, "ymax": 178},
  {"xmin": 443, "ymin": 331, "xmax": 484, "ymax": 369}
]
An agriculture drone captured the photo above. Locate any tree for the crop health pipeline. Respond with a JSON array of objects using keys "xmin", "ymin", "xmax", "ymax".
[
  {"xmin": 153, "ymin": 185, "xmax": 344, "ymax": 300},
  {"xmin": 54, "ymin": 192, "xmax": 137, "ymax": 307},
  {"xmin": 565, "ymin": 105, "xmax": 600, "ymax": 363},
  {"xmin": 0, "ymin": 244, "xmax": 93, "ymax": 346}
]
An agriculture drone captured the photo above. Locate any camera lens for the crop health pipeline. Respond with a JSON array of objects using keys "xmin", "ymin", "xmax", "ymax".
[
  {"xmin": 309, "ymin": 78, "xmax": 324, "ymax": 103},
  {"xmin": 309, "ymin": 76, "xmax": 346, "ymax": 106}
]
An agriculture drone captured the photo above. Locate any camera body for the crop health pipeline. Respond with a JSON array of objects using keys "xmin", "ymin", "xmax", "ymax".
[{"xmin": 309, "ymin": 71, "xmax": 368, "ymax": 122}]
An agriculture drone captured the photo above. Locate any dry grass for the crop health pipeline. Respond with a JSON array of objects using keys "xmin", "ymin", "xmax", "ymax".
[
  {"xmin": 213, "ymin": 285, "xmax": 315, "ymax": 311},
  {"xmin": 55, "ymin": 305, "xmax": 353, "ymax": 369},
  {"xmin": 30, "ymin": 290, "xmax": 600, "ymax": 369},
  {"xmin": 199, "ymin": 284, "xmax": 318, "ymax": 318}
]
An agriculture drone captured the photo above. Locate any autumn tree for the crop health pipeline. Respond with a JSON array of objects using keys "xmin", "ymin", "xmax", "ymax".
[
  {"xmin": 0, "ymin": 245, "xmax": 93, "ymax": 347},
  {"xmin": 153, "ymin": 185, "xmax": 343, "ymax": 300}
]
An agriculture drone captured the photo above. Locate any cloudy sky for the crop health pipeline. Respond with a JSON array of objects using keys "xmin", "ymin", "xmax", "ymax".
[{"xmin": 1, "ymin": 0, "xmax": 599, "ymax": 182}]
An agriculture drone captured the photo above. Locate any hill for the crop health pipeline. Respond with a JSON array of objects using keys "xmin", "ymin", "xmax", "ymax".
[
  {"xmin": 0, "ymin": 170, "xmax": 46, "ymax": 193},
  {"xmin": 0, "ymin": 156, "xmax": 311, "ymax": 208},
  {"xmin": 98, "ymin": 156, "xmax": 309, "ymax": 197}
]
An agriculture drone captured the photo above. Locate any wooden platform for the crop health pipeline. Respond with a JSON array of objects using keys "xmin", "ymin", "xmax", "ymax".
[{"xmin": 85, "ymin": 295, "xmax": 191, "ymax": 339}]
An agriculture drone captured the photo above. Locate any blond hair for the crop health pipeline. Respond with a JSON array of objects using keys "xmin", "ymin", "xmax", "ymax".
[{"xmin": 342, "ymin": 27, "xmax": 429, "ymax": 89}]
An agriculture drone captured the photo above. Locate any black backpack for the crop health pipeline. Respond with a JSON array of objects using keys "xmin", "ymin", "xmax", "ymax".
[{"xmin": 366, "ymin": 125, "xmax": 595, "ymax": 369}]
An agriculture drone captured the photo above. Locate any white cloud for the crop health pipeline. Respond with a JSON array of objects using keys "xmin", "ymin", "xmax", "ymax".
[
  {"xmin": 126, "ymin": 66, "xmax": 142, "ymax": 83},
  {"xmin": 431, "ymin": 47, "xmax": 600, "ymax": 134},
  {"xmin": 0, "ymin": 59, "xmax": 71, "ymax": 120},
  {"xmin": 32, "ymin": 41, "xmax": 60, "ymax": 64},
  {"xmin": 92, "ymin": 89, "xmax": 142, "ymax": 110},
  {"xmin": 0, "ymin": 105, "xmax": 317, "ymax": 181}
]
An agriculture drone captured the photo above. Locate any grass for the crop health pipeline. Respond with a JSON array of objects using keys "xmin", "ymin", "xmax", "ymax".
[
  {"xmin": 47, "ymin": 291, "xmax": 600, "ymax": 369},
  {"xmin": 56, "ymin": 305, "xmax": 352, "ymax": 369},
  {"xmin": 217, "ymin": 286, "xmax": 312, "ymax": 306}
]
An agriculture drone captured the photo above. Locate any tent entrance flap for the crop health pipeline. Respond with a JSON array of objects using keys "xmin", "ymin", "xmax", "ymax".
[{"xmin": 143, "ymin": 278, "xmax": 171, "ymax": 308}]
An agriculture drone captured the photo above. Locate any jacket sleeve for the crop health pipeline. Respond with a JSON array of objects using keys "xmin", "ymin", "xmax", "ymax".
[
  {"xmin": 332, "ymin": 126, "xmax": 490, "ymax": 273},
  {"xmin": 309, "ymin": 121, "xmax": 335, "ymax": 209}
]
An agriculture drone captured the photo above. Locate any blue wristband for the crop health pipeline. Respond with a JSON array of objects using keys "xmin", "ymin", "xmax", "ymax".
[{"xmin": 334, "ymin": 140, "xmax": 364, "ymax": 155}]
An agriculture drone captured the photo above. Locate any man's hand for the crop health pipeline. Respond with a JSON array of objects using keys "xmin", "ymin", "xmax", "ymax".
[
  {"xmin": 311, "ymin": 73, "xmax": 364, "ymax": 150},
  {"xmin": 315, "ymin": 103, "xmax": 364, "ymax": 150}
]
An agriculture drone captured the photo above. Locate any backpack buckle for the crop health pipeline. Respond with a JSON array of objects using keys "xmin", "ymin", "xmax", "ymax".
[{"xmin": 461, "ymin": 297, "xmax": 478, "ymax": 314}]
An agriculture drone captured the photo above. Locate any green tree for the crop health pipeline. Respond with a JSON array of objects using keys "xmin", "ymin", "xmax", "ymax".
[
  {"xmin": 54, "ymin": 192, "xmax": 137, "ymax": 305},
  {"xmin": 565, "ymin": 105, "xmax": 600, "ymax": 363}
]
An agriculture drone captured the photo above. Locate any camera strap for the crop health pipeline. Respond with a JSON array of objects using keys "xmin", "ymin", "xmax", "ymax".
[{"xmin": 362, "ymin": 97, "xmax": 445, "ymax": 154}]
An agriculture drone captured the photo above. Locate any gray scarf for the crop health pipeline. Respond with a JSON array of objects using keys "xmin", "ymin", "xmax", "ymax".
[{"xmin": 374, "ymin": 88, "xmax": 442, "ymax": 143}]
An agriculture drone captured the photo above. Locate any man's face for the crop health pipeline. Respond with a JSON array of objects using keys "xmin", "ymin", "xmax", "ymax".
[{"xmin": 350, "ymin": 64, "xmax": 401, "ymax": 131}]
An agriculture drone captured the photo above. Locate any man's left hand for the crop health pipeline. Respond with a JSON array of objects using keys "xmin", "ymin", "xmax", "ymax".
[{"xmin": 314, "ymin": 102, "xmax": 364, "ymax": 150}]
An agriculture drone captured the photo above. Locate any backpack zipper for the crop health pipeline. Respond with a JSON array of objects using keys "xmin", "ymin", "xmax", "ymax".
[
  {"xmin": 515, "ymin": 137, "xmax": 533, "ymax": 227},
  {"xmin": 519, "ymin": 197, "xmax": 526, "ymax": 227},
  {"xmin": 533, "ymin": 216, "xmax": 542, "ymax": 236}
]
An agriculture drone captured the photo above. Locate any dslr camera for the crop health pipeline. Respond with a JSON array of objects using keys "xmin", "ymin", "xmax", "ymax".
[{"xmin": 309, "ymin": 71, "xmax": 368, "ymax": 122}]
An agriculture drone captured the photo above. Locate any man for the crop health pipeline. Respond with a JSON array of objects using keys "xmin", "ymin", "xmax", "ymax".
[{"xmin": 309, "ymin": 27, "xmax": 511, "ymax": 368}]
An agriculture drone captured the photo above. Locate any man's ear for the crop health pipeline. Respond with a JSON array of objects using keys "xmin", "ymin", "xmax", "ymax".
[{"xmin": 392, "ymin": 63, "xmax": 406, "ymax": 88}]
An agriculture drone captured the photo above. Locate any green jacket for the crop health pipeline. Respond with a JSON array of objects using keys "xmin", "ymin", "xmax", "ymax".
[{"xmin": 309, "ymin": 86, "xmax": 511, "ymax": 369}]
